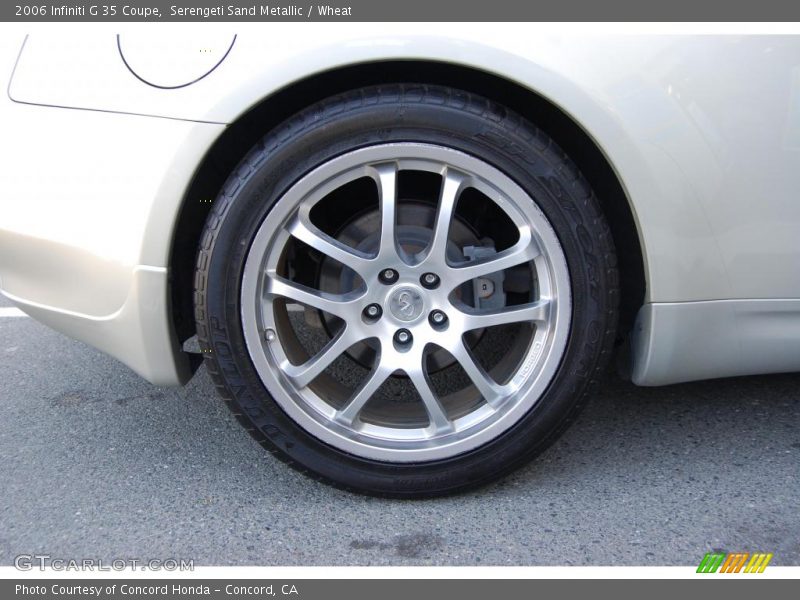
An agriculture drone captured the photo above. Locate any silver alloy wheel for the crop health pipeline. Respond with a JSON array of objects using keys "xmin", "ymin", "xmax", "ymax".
[{"xmin": 241, "ymin": 143, "xmax": 571, "ymax": 462}]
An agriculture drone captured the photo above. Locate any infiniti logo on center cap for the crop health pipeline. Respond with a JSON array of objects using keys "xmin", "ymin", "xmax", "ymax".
[{"xmin": 388, "ymin": 286, "xmax": 425, "ymax": 322}]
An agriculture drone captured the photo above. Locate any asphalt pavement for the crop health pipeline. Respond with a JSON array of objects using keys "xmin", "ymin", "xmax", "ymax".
[{"xmin": 1, "ymin": 294, "xmax": 798, "ymax": 566}]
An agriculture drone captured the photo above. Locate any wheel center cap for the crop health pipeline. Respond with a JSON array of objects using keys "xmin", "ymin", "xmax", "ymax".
[{"xmin": 387, "ymin": 286, "xmax": 425, "ymax": 322}]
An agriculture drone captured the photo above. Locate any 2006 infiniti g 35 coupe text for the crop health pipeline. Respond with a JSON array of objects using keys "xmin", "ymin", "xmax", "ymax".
[{"xmin": 1, "ymin": 28, "xmax": 798, "ymax": 496}]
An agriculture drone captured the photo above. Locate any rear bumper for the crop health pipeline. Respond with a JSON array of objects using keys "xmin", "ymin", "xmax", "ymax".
[
  {"xmin": 0, "ymin": 267, "xmax": 191, "ymax": 386},
  {"xmin": 0, "ymin": 90, "xmax": 224, "ymax": 385}
]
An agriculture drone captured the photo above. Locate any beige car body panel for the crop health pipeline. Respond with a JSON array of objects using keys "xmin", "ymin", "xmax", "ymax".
[{"xmin": 1, "ymin": 26, "xmax": 799, "ymax": 385}]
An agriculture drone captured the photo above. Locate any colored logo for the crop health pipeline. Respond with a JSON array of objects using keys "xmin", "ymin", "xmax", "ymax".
[{"xmin": 697, "ymin": 552, "xmax": 773, "ymax": 573}]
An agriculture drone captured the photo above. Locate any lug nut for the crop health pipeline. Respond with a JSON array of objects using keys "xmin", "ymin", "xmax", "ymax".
[
  {"xmin": 363, "ymin": 303, "xmax": 382, "ymax": 320},
  {"xmin": 394, "ymin": 329, "xmax": 413, "ymax": 346},
  {"xmin": 379, "ymin": 268, "xmax": 399, "ymax": 284},
  {"xmin": 429, "ymin": 310, "xmax": 448, "ymax": 327},
  {"xmin": 420, "ymin": 272, "xmax": 440, "ymax": 289}
]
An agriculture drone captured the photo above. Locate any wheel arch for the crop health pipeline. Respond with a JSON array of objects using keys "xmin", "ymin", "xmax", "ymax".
[{"xmin": 169, "ymin": 60, "xmax": 646, "ymax": 365}]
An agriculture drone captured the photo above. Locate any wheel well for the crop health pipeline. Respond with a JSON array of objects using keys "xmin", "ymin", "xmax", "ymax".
[{"xmin": 170, "ymin": 61, "xmax": 646, "ymax": 352}]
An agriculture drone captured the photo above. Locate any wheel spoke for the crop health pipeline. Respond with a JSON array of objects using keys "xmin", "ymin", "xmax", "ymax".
[
  {"xmin": 407, "ymin": 365, "xmax": 453, "ymax": 435},
  {"xmin": 287, "ymin": 208, "xmax": 373, "ymax": 277},
  {"xmin": 282, "ymin": 328, "xmax": 359, "ymax": 388},
  {"xmin": 374, "ymin": 163, "xmax": 399, "ymax": 260},
  {"xmin": 265, "ymin": 276, "xmax": 361, "ymax": 320},
  {"xmin": 426, "ymin": 170, "xmax": 465, "ymax": 261},
  {"xmin": 335, "ymin": 362, "xmax": 393, "ymax": 426},
  {"xmin": 460, "ymin": 298, "xmax": 550, "ymax": 331},
  {"xmin": 447, "ymin": 339, "xmax": 504, "ymax": 405},
  {"xmin": 448, "ymin": 231, "xmax": 540, "ymax": 286}
]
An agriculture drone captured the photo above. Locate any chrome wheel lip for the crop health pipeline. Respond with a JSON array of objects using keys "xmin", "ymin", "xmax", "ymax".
[{"xmin": 241, "ymin": 143, "xmax": 571, "ymax": 463}]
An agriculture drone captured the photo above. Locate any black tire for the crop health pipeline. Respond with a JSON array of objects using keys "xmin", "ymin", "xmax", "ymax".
[{"xmin": 194, "ymin": 84, "xmax": 618, "ymax": 497}]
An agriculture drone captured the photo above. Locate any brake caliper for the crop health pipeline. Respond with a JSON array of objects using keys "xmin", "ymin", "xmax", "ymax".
[{"xmin": 462, "ymin": 245, "xmax": 506, "ymax": 310}]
